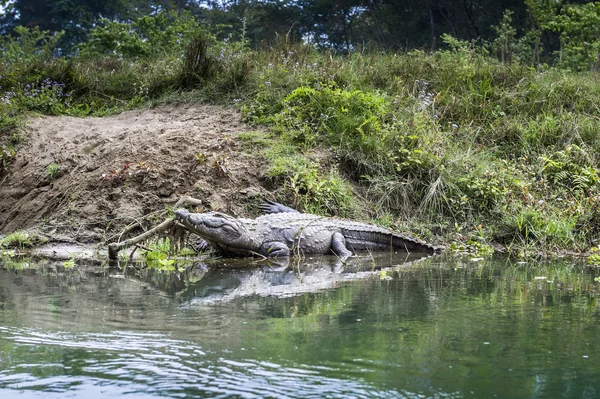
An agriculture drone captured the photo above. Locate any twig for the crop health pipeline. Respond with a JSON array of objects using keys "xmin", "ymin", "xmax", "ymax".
[
  {"xmin": 105, "ymin": 209, "xmax": 168, "ymax": 242},
  {"xmin": 133, "ymin": 244, "xmax": 154, "ymax": 252},
  {"xmin": 116, "ymin": 218, "xmax": 147, "ymax": 243},
  {"xmin": 128, "ymin": 245, "xmax": 138, "ymax": 263},
  {"xmin": 174, "ymin": 195, "xmax": 203, "ymax": 209}
]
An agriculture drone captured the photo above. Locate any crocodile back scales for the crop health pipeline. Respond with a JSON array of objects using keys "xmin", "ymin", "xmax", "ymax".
[{"xmin": 248, "ymin": 213, "xmax": 438, "ymax": 254}]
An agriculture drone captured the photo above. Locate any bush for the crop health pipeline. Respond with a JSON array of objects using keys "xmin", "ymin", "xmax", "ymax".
[
  {"xmin": 178, "ymin": 36, "xmax": 215, "ymax": 89},
  {"xmin": 79, "ymin": 11, "xmax": 213, "ymax": 59},
  {"xmin": 0, "ymin": 231, "xmax": 46, "ymax": 249},
  {"xmin": 0, "ymin": 26, "xmax": 63, "ymax": 64}
]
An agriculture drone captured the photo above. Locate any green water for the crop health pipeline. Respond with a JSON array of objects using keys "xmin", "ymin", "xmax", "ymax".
[{"xmin": 0, "ymin": 254, "xmax": 599, "ymax": 398}]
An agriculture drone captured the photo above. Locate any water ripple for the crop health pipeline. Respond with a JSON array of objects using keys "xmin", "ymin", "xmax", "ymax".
[{"xmin": 0, "ymin": 326, "xmax": 414, "ymax": 398}]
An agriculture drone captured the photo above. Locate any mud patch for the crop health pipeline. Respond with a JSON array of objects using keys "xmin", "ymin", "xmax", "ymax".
[{"xmin": 0, "ymin": 104, "xmax": 270, "ymax": 242}]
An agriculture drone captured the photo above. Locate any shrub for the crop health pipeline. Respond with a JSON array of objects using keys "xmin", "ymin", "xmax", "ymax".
[
  {"xmin": 0, "ymin": 26, "xmax": 63, "ymax": 64},
  {"xmin": 79, "ymin": 11, "xmax": 213, "ymax": 59},
  {"xmin": 0, "ymin": 231, "xmax": 36, "ymax": 249},
  {"xmin": 179, "ymin": 36, "xmax": 215, "ymax": 89},
  {"xmin": 0, "ymin": 145, "xmax": 16, "ymax": 175},
  {"xmin": 455, "ymin": 167, "xmax": 511, "ymax": 213}
]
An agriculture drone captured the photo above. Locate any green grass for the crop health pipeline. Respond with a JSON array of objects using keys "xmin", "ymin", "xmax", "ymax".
[
  {"xmin": 0, "ymin": 230, "xmax": 46, "ymax": 250},
  {"xmin": 239, "ymin": 131, "xmax": 357, "ymax": 217},
  {"xmin": 238, "ymin": 43, "xmax": 600, "ymax": 254}
]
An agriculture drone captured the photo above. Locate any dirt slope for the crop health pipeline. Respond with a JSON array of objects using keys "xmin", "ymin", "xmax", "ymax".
[{"xmin": 0, "ymin": 105, "xmax": 270, "ymax": 242}]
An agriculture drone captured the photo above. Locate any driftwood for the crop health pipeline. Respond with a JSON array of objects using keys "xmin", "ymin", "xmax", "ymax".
[{"xmin": 107, "ymin": 196, "xmax": 204, "ymax": 260}]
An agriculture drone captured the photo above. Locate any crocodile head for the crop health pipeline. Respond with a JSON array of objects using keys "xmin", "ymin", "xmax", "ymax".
[{"xmin": 174, "ymin": 209, "xmax": 248, "ymax": 247}]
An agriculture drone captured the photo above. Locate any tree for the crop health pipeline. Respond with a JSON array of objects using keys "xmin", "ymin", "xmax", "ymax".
[
  {"xmin": 548, "ymin": 2, "xmax": 600, "ymax": 71},
  {"xmin": 199, "ymin": 1, "xmax": 303, "ymax": 46},
  {"xmin": 1, "ymin": 0, "xmax": 160, "ymax": 49}
]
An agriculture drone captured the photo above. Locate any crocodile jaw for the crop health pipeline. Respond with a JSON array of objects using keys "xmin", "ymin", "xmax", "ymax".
[{"xmin": 175, "ymin": 209, "xmax": 246, "ymax": 245}]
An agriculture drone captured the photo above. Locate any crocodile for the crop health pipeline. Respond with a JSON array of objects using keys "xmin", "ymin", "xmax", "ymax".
[{"xmin": 174, "ymin": 201, "xmax": 441, "ymax": 258}]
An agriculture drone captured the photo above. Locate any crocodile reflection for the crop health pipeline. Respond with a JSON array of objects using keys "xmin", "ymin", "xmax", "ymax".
[{"xmin": 177, "ymin": 252, "xmax": 431, "ymax": 304}]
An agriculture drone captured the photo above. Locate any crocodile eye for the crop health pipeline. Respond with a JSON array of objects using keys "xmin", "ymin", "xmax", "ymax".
[
  {"xmin": 204, "ymin": 219, "xmax": 225, "ymax": 228},
  {"xmin": 204, "ymin": 213, "xmax": 232, "ymax": 228}
]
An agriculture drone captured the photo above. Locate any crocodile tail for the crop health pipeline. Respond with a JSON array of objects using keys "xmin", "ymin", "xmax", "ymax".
[
  {"xmin": 341, "ymin": 227, "xmax": 441, "ymax": 254},
  {"xmin": 389, "ymin": 232, "xmax": 442, "ymax": 254}
]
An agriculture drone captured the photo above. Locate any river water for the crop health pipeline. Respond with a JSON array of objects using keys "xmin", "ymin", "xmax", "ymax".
[{"xmin": 0, "ymin": 253, "xmax": 599, "ymax": 398}]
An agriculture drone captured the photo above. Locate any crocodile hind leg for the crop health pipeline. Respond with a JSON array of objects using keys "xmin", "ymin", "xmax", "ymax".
[
  {"xmin": 331, "ymin": 232, "xmax": 353, "ymax": 260},
  {"xmin": 259, "ymin": 200, "xmax": 300, "ymax": 214}
]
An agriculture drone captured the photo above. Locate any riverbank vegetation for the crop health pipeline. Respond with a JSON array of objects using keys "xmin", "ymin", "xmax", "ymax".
[{"xmin": 2, "ymin": 1, "xmax": 600, "ymax": 257}]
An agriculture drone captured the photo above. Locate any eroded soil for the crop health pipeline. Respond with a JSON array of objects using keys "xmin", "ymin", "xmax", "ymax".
[{"xmin": 0, "ymin": 105, "xmax": 270, "ymax": 243}]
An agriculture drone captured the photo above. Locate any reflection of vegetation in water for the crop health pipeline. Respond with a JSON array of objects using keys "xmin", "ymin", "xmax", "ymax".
[
  {"xmin": 0, "ymin": 342, "xmax": 66, "ymax": 381},
  {"xmin": 138, "ymin": 237, "xmax": 199, "ymax": 272},
  {"xmin": 0, "ymin": 252, "xmax": 32, "ymax": 270}
]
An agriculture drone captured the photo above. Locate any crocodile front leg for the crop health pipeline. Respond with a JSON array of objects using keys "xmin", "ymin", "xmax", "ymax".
[
  {"xmin": 331, "ymin": 232, "xmax": 353, "ymax": 259},
  {"xmin": 259, "ymin": 241, "xmax": 291, "ymax": 257}
]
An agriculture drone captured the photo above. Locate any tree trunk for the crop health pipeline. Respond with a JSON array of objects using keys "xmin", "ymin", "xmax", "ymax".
[
  {"xmin": 427, "ymin": 2, "xmax": 436, "ymax": 51},
  {"xmin": 365, "ymin": 0, "xmax": 385, "ymax": 47},
  {"xmin": 462, "ymin": 0, "xmax": 480, "ymax": 39}
]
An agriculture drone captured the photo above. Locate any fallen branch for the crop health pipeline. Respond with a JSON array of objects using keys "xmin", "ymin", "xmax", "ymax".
[
  {"xmin": 108, "ymin": 218, "xmax": 175, "ymax": 260},
  {"xmin": 107, "ymin": 196, "xmax": 204, "ymax": 260}
]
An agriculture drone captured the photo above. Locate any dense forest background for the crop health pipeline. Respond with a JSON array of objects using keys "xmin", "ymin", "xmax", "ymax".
[{"xmin": 1, "ymin": 0, "xmax": 600, "ymax": 70}]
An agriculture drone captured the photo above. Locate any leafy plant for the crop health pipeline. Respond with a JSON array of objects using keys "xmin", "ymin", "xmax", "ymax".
[
  {"xmin": 46, "ymin": 162, "xmax": 61, "ymax": 181},
  {"xmin": 455, "ymin": 165, "xmax": 512, "ymax": 213},
  {"xmin": 145, "ymin": 249, "xmax": 176, "ymax": 271},
  {"xmin": 492, "ymin": 10, "xmax": 517, "ymax": 64},
  {"xmin": 0, "ymin": 26, "xmax": 64, "ymax": 63},
  {"xmin": 79, "ymin": 11, "xmax": 212, "ymax": 59},
  {"xmin": 28, "ymin": 82, "xmax": 70, "ymax": 114},
  {"xmin": 267, "ymin": 152, "xmax": 354, "ymax": 216},
  {"xmin": 449, "ymin": 240, "xmax": 494, "ymax": 256},
  {"xmin": 142, "ymin": 238, "xmax": 177, "ymax": 271},
  {"xmin": 545, "ymin": 3, "xmax": 600, "ymax": 71},
  {"xmin": 0, "ymin": 231, "xmax": 34, "ymax": 249},
  {"xmin": 539, "ymin": 145, "xmax": 599, "ymax": 195},
  {"xmin": 0, "ymin": 145, "xmax": 16, "ymax": 174},
  {"xmin": 63, "ymin": 253, "xmax": 76, "ymax": 268},
  {"xmin": 588, "ymin": 248, "xmax": 600, "ymax": 266}
]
